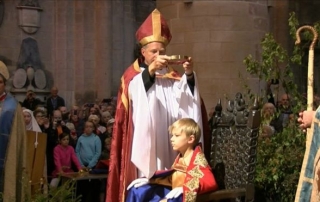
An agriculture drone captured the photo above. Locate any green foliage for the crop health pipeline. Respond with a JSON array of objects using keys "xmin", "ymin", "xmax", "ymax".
[
  {"xmin": 242, "ymin": 12, "xmax": 320, "ymax": 201},
  {"xmin": 29, "ymin": 179, "xmax": 81, "ymax": 202},
  {"xmin": 0, "ymin": 179, "xmax": 80, "ymax": 202},
  {"xmin": 255, "ymin": 125, "xmax": 305, "ymax": 202}
]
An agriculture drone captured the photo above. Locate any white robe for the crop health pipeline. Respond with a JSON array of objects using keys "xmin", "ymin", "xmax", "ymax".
[{"xmin": 128, "ymin": 67, "xmax": 203, "ymax": 178}]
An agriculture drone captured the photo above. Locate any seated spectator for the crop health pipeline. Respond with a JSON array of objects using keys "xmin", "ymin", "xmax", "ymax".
[
  {"xmin": 105, "ymin": 103, "xmax": 115, "ymax": 117},
  {"xmin": 66, "ymin": 122, "xmax": 78, "ymax": 142},
  {"xmin": 46, "ymin": 87, "xmax": 65, "ymax": 118},
  {"xmin": 101, "ymin": 111, "xmax": 112, "ymax": 127},
  {"xmin": 89, "ymin": 114, "xmax": 107, "ymax": 151},
  {"xmin": 44, "ymin": 110, "xmax": 72, "ymax": 181},
  {"xmin": 24, "ymin": 108, "xmax": 48, "ymax": 192},
  {"xmin": 75, "ymin": 121, "xmax": 102, "ymax": 201},
  {"xmin": 22, "ymin": 90, "xmax": 42, "ymax": 111},
  {"xmin": 59, "ymin": 106, "xmax": 70, "ymax": 123},
  {"xmin": 88, "ymin": 114, "xmax": 106, "ymax": 135},
  {"xmin": 50, "ymin": 133, "xmax": 82, "ymax": 188},
  {"xmin": 33, "ymin": 108, "xmax": 49, "ymax": 132},
  {"xmin": 100, "ymin": 102, "xmax": 109, "ymax": 113},
  {"xmin": 106, "ymin": 118, "xmax": 115, "ymax": 138},
  {"xmin": 76, "ymin": 121, "xmax": 101, "ymax": 171},
  {"xmin": 261, "ymin": 103, "xmax": 282, "ymax": 137},
  {"xmin": 100, "ymin": 137, "xmax": 111, "ymax": 161},
  {"xmin": 126, "ymin": 118, "xmax": 218, "ymax": 201},
  {"xmin": 278, "ymin": 93, "xmax": 293, "ymax": 127},
  {"xmin": 89, "ymin": 106, "xmax": 101, "ymax": 118},
  {"xmin": 23, "ymin": 108, "xmax": 42, "ymax": 132},
  {"xmin": 70, "ymin": 114, "xmax": 85, "ymax": 137}
]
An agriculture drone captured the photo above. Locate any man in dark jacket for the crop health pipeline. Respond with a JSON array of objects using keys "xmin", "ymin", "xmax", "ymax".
[
  {"xmin": 46, "ymin": 86, "xmax": 65, "ymax": 118},
  {"xmin": 22, "ymin": 90, "xmax": 42, "ymax": 111}
]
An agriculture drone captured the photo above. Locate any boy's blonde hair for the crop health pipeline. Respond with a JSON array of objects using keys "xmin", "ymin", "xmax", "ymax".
[{"xmin": 168, "ymin": 118, "xmax": 201, "ymax": 146}]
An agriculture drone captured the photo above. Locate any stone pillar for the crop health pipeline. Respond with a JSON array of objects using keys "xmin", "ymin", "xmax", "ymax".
[
  {"xmin": 157, "ymin": 0, "xmax": 270, "ymax": 111},
  {"xmin": 94, "ymin": 1, "xmax": 112, "ymax": 100},
  {"xmin": 270, "ymin": 0, "xmax": 289, "ymax": 51},
  {"xmin": 110, "ymin": 0, "xmax": 136, "ymax": 96},
  {"xmin": 52, "ymin": 0, "xmax": 113, "ymax": 106}
]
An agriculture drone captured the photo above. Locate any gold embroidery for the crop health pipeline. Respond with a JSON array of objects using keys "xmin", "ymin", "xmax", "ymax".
[
  {"xmin": 185, "ymin": 177, "xmax": 199, "ymax": 191},
  {"xmin": 173, "ymin": 162, "xmax": 187, "ymax": 173},
  {"xmin": 194, "ymin": 152, "xmax": 208, "ymax": 167},
  {"xmin": 185, "ymin": 191, "xmax": 197, "ymax": 202},
  {"xmin": 188, "ymin": 166, "xmax": 204, "ymax": 179}
]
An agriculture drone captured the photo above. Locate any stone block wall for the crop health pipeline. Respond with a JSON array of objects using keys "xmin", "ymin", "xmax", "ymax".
[
  {"xmin": 157, "ymin": 0, "xmax": 270, "ymax": 112},
  {"xmin": 0, "ymin": 0, "xmax": 155, "ymax": 107}
]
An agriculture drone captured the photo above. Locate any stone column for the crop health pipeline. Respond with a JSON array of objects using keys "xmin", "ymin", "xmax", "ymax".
[
  {"xmin": 110, "ymin": 0, "xmax": 136, "ymax": 96},
  {"xmin": 94, "ymin": 1, "xmax": 112, "ymax": 100},
  {"xmin": 157, "ymin": 0, "xmax": 270, "ymax": 110},
  {"xmin": 52, "ymin": 0, "xmax": 113, "ymax": 106}
]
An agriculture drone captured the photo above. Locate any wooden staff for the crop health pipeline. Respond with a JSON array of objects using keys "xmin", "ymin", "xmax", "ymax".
[
  {"xmin": 295, "ymin": 25, "xmax": 318, "ymax": 111},
  {"xmin": 295, "ymin": 25, "xmax": 318, "ymax": 202}
]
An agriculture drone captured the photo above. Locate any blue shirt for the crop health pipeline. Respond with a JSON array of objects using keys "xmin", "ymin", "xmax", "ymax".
[{"xmin": 75, "ymin": 133, "xmax": 101, "ymax": 168}]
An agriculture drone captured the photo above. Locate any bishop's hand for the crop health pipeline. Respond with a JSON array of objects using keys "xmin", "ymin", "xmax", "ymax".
[
  {"xmin": 183, "ymin": 57, "xmax": 193, "ymax": 76},
  {"xmin": 148, "ymin": 55, "xmax": 171, "ymax": 76}
]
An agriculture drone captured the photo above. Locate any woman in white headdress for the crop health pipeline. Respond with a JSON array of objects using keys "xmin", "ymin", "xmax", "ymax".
[
  {"xmin": 22, "ymin": 108, "xmax": 48, "ymax": 193},
  {"xmin": 23, "ymin": 108, "xmax": 41, "ymax": 132}
]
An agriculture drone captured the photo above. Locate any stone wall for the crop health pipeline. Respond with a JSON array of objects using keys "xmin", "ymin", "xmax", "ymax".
[
  {"xmin": 0, "ymin": 0, "xmax": 313, "ymax": 112},
  {"xmin": 157, "ymin": 0, "xmax": 270, "ymax": 111},
  {"xmin": 0, "ymin": 0, "xmax": 155, "ymax": 107}
]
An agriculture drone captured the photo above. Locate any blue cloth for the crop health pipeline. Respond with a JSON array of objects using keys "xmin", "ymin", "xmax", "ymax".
[
  {"xmin": 126, "ymin": 170, "xmax": 182, "ymax": 202},
  {"xmin": 0, "ymin": 94, "xmax": 17, "ymax": 169},
  {"xmin": 126, "ymin": 184, "xmax": 182, "ymax": 202},
  {"xmin": 75, "ymin": 133, "xmax": 101, "ymax": 168},
  {"xmin": 297, "ymin": 109, "xmax": 320, "ymax": 201},
  {"xmin": 0, "ymin": 94, "xmax": 17, "ymax": 192}
]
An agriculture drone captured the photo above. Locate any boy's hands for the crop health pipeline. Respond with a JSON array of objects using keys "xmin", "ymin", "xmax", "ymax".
[
  {"xmin": 165, "ymin": 187, "xmax": 183, "ymax": 199},
  {"xmin": 127, "ymin": 178, "xmax": 149, "ymax": 190}
]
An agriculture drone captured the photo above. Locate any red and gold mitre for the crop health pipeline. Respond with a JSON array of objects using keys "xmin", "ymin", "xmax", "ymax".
[
  {"xmin": 136, "ymin": 9, "xmax": 172, "ymax": 47},
  {"xmin": 0, "ymin": 61, "xmax": 9, "ymax": 80}
]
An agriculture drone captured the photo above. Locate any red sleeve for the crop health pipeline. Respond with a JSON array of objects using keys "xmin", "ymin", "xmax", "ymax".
[
  {"xmin": 53, "ymin": 146, "xmax": 62, "ymax": 172},
  {"xmin": 70, "ymin": 146, "xmax": 82, "ymax": 170},
  {"xmin": 198, "ymin": 167, "xmax": 218, "ymax": 194}
]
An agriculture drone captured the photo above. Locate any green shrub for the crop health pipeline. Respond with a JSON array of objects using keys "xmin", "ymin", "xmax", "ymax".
[
  {"xmin": 243, "ymin": 12, "xmax": 320, "ymax": 201},
  {"xmin": 0, "ymin": 178, "xmax": 81, "ymax": 202}
]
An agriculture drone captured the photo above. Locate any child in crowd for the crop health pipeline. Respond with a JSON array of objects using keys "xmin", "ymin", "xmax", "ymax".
[
  {"xmin": 100, "ymin": 137, "xmax": 111, "ymax": 161},
  {"xmin": 126, "ymin": 118, "xmax": 218, "ymax": 202},
  {"xmin": 75, "ymin": 121, "xmax": 102, "ymax": 201},
  {"xmin": 106, "ymin": 118, "xmax": 115, "ymax": 137},
  {"xmin": 50, "ymin": 133, "xmax": 82, "ymax": 188},
  {"xmin": 95, "ymin": 137, "xmax": 111, "ymax": 171},
  {"xmin": 97, "ymin": 137, "xmax": 111, "ymax": 202},
  {"xmin": 76, "ymin": 120, "xmax": 102, "ymax": 171},
  {"xmin": 88, "ymin": 114, "xmax": 106, "ymax": 135}
]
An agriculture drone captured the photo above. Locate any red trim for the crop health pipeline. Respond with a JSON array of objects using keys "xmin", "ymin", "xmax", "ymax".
[
  {"xmin": 106, "ymin": 64, "xmax": 139, "ymax": 202},
  {"xmin": 0, "ymin": 92, "xmax": 6, "ymax": 101}
]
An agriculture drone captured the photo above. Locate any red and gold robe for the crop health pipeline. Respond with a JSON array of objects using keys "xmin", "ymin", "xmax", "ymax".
[
  {"xmin": 106, "ymin": 59, "xmax": 212, "ymax": 202},
  {"xmin": 126, "ymin": 145, "xmax": 218, "ymax": 202}
]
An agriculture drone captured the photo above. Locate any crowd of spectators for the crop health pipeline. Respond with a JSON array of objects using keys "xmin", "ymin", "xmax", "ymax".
[{"xmin": 21, "ymin": 86, "xmax": 116, "ymax": 202}]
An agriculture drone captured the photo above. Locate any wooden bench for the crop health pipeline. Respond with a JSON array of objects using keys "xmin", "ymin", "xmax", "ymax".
[{"xmin": 197, "ymin": 93, "xmax": 261, "ymax": 202}]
